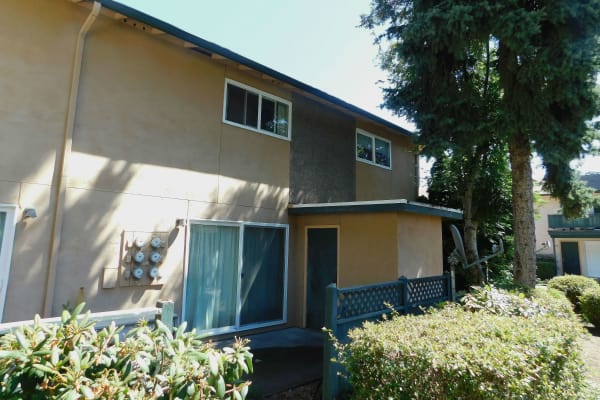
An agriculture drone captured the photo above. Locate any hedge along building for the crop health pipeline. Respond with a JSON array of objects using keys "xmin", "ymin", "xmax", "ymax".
[{"xmin": 0, "ymin": 0, "xmax": 462, "ymax": 333}]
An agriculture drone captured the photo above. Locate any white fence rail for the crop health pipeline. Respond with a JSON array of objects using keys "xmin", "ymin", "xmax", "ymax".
[{"xmin": 0, "ymin": 301, "xmax": 174, "ymax": 335}]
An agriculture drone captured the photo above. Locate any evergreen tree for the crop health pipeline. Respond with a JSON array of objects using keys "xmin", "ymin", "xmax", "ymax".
[
  {"xmin": 427, "ymin": 145, "xmax": 512, "ymax": 285},
  {"xmin": 363, "ymin": 0, "xmax": 600, "ymax": 287}
]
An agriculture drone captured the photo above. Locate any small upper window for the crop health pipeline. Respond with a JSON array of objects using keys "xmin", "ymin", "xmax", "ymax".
[
  {"xmin": 223, "ymin": 79, "xmax": 291, "ymax": 140},
  {"xmin": 356, "ymin": 129, "xmax": 391, "ymax": 169}
]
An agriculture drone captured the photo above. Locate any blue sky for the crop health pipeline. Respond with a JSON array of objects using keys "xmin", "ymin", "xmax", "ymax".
[
  {"xmin": 118, "ymin": 0, "xmax": 598, "ymax": 177},
  {"xmin": 119, "ymin": 0, "xmax": 411, "ymax": 130}
]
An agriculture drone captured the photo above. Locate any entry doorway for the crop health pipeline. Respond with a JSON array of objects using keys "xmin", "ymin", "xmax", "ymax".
[
  {"xmin": 306, "ymin": 227, "xmax": 338, "ymax": 330},
  {"xmin": 561, "ymin": 241, "xmax": 581, "ymax": 275}
]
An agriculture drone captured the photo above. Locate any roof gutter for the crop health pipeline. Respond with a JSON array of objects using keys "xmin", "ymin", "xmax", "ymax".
[
  {"xmin": 43, "ymin": 1, "xmax": 102, "ymax": 317},
  {"xmin": 288, "ymin": 200, "xmax": 463, "ymax": 220},
  {"xmin": 94, "ymin": 0, "xmax": 412, "ymax": 137}
]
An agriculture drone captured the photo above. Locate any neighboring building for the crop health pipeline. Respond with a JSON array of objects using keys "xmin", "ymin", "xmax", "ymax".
[
  {"xmin": 541, "ymin": 174, "xmax": 600, "ymax": 278},
  {"xmin": 534, "ymin": 193, "xmax": 561, "ymax": 259},
  {"xmin": 0, "ymin": 0, "xmax": 461, "ymax": 333}
]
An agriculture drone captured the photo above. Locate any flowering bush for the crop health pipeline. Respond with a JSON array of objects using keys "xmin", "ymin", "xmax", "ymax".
[
  {"xmin": 461, "ymin": 285, "xmax": 574, "ymax": 318},
  {"xmin": 0, "ymin": 304, "xmax": 252, "ymax": 399}
]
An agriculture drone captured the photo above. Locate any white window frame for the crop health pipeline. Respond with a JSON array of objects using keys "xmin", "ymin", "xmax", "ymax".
[
  {"xmin": 355, "ymin": 129, "xmax": 392, "ymax": 170},
  {"xmin": 222, "ymin": 78, "xmax": 292, "ymax": 141},
  {"xmin": 0, "ymin": 204, "xmax": 17, "ymax": 322},
  {"xmin": 182, "ymin": 219, "xmax": 289, "ymax": 336}
]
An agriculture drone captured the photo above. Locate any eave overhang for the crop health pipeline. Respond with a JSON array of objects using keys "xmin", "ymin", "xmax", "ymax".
[
  {"xmin": 548, "ymin": 230, "xmax": 600, "ymax": 239},
  {"xmin": 288, "ymin": 199, "xmax": 463, "ymax": 220},
  {"xmin": 85, "ymin": 0, "xmax": 413, "ymax": 138}
]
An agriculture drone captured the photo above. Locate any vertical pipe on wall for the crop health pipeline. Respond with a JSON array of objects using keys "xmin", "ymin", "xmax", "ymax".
[{"xmin": 42, "ymin": 2, "xmax": 102, "ymax": 317}]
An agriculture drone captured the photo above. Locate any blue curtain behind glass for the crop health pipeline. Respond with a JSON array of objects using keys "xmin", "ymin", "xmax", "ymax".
[
  {"xmin": 240, "ymin": 226, "xmax": 285, "ymax": 325},
  {"xmin": 185, "ymin": 224, "xmax": 239, "ymax": 331}
]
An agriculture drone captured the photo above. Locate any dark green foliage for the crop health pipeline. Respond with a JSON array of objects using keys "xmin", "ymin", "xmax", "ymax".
[
  {"xmin": 580, "ymin": 285, "xmax": 600, "ymax": 328},
  {"xmin": 536, "ymin": 259, "xmax": 556, "ymax": 281},
  {"xmin": 428, "ymin": 149, "xmax": 513, "ymax": 263},
  {"xmin": 363, "ymin": 0, "xmax": 600, "ymax": 287},
  {"xmin": 548, "ymin": 274, "xmax": 600, "ymax": 312},
  {"xmin": 0, "ymin": 304, "xmax": 253, "ymax": 399},
  {"xmin": 339, "ymin": 287, "xmax": 586, "ymax": 399}
]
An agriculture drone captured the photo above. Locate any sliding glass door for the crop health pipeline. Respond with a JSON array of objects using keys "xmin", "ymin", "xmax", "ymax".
[
  {"xmin": 240, "ymin": 226, "xmax": 285, "ymax": 325},
  {"xmin": 185, "ymin": 224, "xmax": 240, "ymax": 332},
  {"xmin": 184, "ymin": 221, "xmax": 287, "ymax": 334}
]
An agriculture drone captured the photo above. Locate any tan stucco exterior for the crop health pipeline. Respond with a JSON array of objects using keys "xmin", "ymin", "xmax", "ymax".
[
  {"xmin": 288, "ymin": 211, "xmax": 443, "ymax": 326},
  {"xmin": 1, "ymin": 0, "xmax": 432, "ymax": 328},
  {"xmin": 534, "ymin": 194, "xmax": 561, "ymax": 258},
  {"xmin": 355, "ymin": 121, "xmax": 418, "ymax": 202},
  {"xmin": 1, "ymin": 0, "xmax": 85, "ymax": 321},
  {"xmin": 397, "ymin": 213, "xmax": 443, "ymax": 278},
  {"xmin": 1, "ymin": 0, "xmax": 290, "ymax": 321}
]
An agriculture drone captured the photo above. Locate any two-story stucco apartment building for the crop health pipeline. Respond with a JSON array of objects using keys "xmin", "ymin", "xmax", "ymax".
[{"xmin": 0, "ymin": 0, "xmax": 461, "ymax": 334}]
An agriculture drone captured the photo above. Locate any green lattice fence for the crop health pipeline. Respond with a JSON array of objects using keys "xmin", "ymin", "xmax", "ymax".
[{"xmin": 323, "ymin": 274, "xmax": 452, "ymax": 399}]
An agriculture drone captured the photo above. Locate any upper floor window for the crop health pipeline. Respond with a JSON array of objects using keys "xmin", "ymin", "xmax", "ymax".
[
  {"xmin": 356, "ymin": 129, "xmax": 391, "ymax": 169},
  {"xmin": 223, "ymin": 79, "xmax": 292, "ymax": 140}
]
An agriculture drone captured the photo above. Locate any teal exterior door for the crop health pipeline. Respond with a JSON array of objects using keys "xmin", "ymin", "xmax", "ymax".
[
  {"xmin": 306, "ymin": 228, "xmax": 338, "ymax": 330},
  {"xmin": 561, "ymin": 242, "xmax": 581, "ymax": 275}
]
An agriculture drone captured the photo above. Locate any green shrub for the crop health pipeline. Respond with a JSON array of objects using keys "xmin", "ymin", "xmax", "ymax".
[
  {"xmin": 579, "ymin": 285, "xmax": 600, "ymax": 328},
  {"xmin": 340, "ymin": 298, "xmax": 586, "ymax": 399},
  {"xmin": 462, "ymin": 285, "xmax": 575, "ymax": 319},
  {"xmin": 532, "ymin": 287, "xmax": 576, "ymax": 316},
  {"xmin": 0, "ymin": 304, "xmax": 252, "ymax": 399},
  {"xmin": 548, "ymin": 275, "xmax": 599, "ymax": 311},
  {"xmin": 536, "ymin": 260, "xmax": 555, "ymax": 281}
]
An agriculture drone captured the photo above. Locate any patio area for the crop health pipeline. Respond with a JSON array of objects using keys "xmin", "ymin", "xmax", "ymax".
[{"xmin": 216, "ymin": 328, "xmax": 324, "ymax": 398}]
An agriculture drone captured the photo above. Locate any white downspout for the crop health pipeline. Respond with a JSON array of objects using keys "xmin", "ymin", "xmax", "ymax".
[{"xmin": 43, "ymin": 2, "xmax": 102, "ymax": 317}]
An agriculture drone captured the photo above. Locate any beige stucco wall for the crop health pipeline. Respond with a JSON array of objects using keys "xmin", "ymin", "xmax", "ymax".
[
  {"xmin": 355, "ymin": 121, "xmax": 417, "ymax": 202},
  {"xmin": 397, "ymin": 213, "xmax": 443, "ymax": 278},
  {"xmin": 289, "ymin": 211, "xmax": 443, "ymax": 326},
  {"xmin": 1, "ymin": 0, "xmax": 421, "ymax": 325},
  {"xmin": 0, "ymin": 0, "xmax": 290, "ymax": 321},
  {"xmin": 0, "ymin": 0, "xmax": 88, "ymax": 321},
  {"xmin": 534, "ymin": 195, "xmax": 561, "ymax": 257}
]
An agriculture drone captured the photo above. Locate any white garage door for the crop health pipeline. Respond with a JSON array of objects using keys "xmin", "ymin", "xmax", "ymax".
[{"xmin": 584, "ymin": 241, "xmax": 600, "ymax": 278}]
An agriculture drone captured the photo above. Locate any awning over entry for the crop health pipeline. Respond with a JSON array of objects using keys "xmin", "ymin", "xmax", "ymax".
[{"xmin": 288, "ymin": 199, "xmax": 462, "ymax": 220}]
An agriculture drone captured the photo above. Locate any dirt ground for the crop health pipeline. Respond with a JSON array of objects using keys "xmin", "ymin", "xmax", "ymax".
[{"xmin": 264, "ymin": 381, "xmax": 321, "ymax": 400}]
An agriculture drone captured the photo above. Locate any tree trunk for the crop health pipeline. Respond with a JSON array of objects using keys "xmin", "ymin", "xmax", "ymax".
[
  {"xmin": 508, "ymin": 132, "xmax": 537, "ymax": 288},
  {"xmin": 463, "ymin": 181, "xmax": 483, "ymax": 286}
]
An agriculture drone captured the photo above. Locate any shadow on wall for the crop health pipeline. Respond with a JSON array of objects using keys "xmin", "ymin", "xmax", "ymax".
[{"xmin": 47, "ymin": 156, "xmax": 289, "ymax": 318}]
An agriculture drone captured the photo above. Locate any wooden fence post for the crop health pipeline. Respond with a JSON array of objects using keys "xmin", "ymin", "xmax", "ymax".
[
  {"xmin": 323, "ymin": 283, "xmax": 338, "ymax": 400},
  {"xmin": 156, "ymin": 300, "xmax": 175, "ymax": 330}
]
